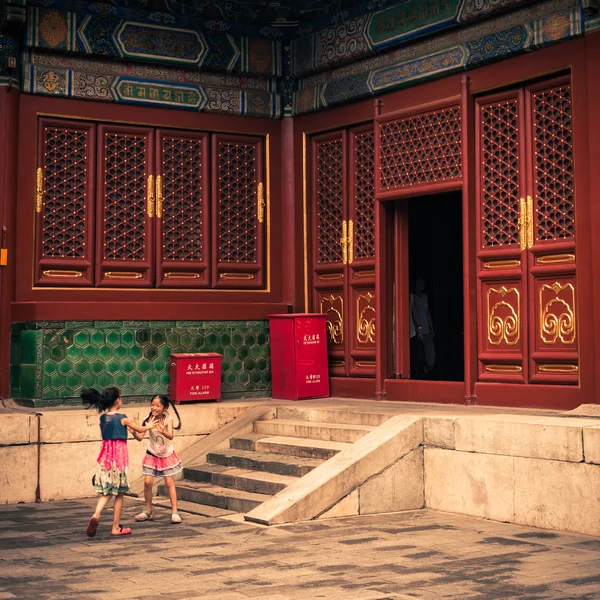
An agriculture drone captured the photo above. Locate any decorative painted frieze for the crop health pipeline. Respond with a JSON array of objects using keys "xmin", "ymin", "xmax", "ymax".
[
  {"xmin": 22, "ymin": 63, "xmax": 281, "ymax": 118},
  {"xmin": 25, "ymin": 7, "xmax": 282, "ymax": 77},
  {"xmin": 22, "ymin": 50, "xmax": 277, "ymax": 92},
  {"xmin": 291, "ymin": 0, "xmax": 540, "ymax": 77},
  {"xmin": 293, "ymin": 0, "xmax": 580, "ymax": 115}
]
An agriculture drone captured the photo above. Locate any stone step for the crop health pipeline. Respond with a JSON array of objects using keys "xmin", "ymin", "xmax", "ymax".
[
  {"xmin": 277, "ymin": 406, "xmax": 392, "ymax": 427},
  {"xmin": 205, "ymin": 447, "xmax": 324, "ymax": 477},
  {"xmin": 229, "ymin": 433, "xmax": 268, "ymax": 452},
  {"xmin": 184, "ymin": 464, "xmax": 298, "ymax": 495},
  {"xmin": 148, "ymin": 497, "xmax": 236, "ymax": 518},
  {"xmin": 231, "ymin": 433, "xmax": 350, "ymax": 459},
  {"xmin": 165, "ymin": 481, "xmax": 272, "ymax": 513},
  {"xmin": 254, "ymin": 418, "xmax": 374, "ymax": 443}
]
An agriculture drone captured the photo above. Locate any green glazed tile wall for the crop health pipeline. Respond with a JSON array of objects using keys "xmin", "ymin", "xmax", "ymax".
[{"xmin": 10, "ymin": 321, "xmax": 272, "ymax": 407}]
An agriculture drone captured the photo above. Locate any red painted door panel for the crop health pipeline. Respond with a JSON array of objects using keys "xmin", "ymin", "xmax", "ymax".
[
  {"xmin": 311, "ymin": 130, "xmax": 348, "ymax": 376},
  {"xmin": 475, "ymin": 76, "xmax": 578, "ymax": 385},
  {"xmin": 211, "ymin": 133, "xmax": 265, "ymax": 289},
  {"xmin": 348, "ymin": 125, "xmax": 376, "ymax": 377},
  {"xmin": 310, "ymin": 126, "xmax": 376, "ymax": 378},
  {"xmin": 35, "ymin": 119, "xmax": 96, "ymax": 286},
  {"xmin": 155, "ymin": 130, "xmax": 210, "ymax": 287},
  {"xmin": 96, "ymin": 125, "xmax": 154, "ymax": 287}
]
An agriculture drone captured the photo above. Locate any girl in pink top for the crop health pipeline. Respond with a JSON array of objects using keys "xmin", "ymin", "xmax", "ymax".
[{"xmin": 133, "ymin": 394, "xmax": 183, "ymax": 524}]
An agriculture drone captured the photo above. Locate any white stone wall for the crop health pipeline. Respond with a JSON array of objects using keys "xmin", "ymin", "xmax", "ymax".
[{"xmin": 0, "ymin": 402, "xmax": 250, "ymax": 503}]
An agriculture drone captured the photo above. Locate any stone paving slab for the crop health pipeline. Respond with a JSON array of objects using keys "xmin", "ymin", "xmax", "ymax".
[{"xmin": 0, "ymin": 500, "xmax": 599, "ymax": 600}]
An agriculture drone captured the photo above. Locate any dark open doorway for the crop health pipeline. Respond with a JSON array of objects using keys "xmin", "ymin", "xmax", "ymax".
[{"xmin": 408, "ymin": 192, "xmax": 464, "ymax": 382}]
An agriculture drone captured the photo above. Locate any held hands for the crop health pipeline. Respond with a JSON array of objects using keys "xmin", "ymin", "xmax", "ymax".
[{"xmin": 144, "ymin": 418, "xmax": 158, "ymax": 431}]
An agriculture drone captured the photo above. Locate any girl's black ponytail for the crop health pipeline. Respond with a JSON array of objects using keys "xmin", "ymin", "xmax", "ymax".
[
  {"xmin": 168, "ymin": 397, "xmax": 182, "ymax": 431},
  {"xmin": 81, "ymin": 386, "xmax": 121, "ymax": 413},
  {"xmin": 81, "ymin": 388, "xmax": 104, "ymax": 411}
]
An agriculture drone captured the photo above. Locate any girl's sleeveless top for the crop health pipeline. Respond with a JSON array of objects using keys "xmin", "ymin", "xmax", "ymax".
[
  {"xmin": 147, "ymin": 414, "xmax": 174, "ymax": 458},
  {"xmin": 100, "ymin": 413, "xmax": 128, "ymax": 440}
]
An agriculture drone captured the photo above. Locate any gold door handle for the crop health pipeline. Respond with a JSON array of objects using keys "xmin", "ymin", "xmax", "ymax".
[
  {"xmin": 341, "ymin": 220, "xmax": 348, "ymax": 264},
  {"xmin": 257, "ymin": 182, "xmax": 265, "ymax": 223},
  {"xmin": 518, "ymin": 197, "xmax": 527, "ymax": 251},
  {"xmin": 348, "ymin": 219, "xmax": 354, "ymax": 264},
  {"xmin": 147, "ymin": 175, "xmax": 155, "ymax": 218},
  {"xmin": 156, "ymin": 175, "xmax": 163, "ymax": 219},
  {"xmin": 526, "ymin": 195, "xmax": 534, "ymax": 250},
  {"xmin": 36, "ymin": 167, "xmax": 44, "ymax": 213}
]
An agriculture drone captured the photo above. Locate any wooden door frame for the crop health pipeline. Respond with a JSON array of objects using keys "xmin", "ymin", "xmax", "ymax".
[
  {"xmin": 374, "ymin": 94, "xmax": 466, "ymax": 404},
  {"xmin": 470, "ymin": 43, "xmax": 593, "ymax": 409},
  {"xmin": 374, "ymin": 39, "xmax": 594, "ymax": 409}
]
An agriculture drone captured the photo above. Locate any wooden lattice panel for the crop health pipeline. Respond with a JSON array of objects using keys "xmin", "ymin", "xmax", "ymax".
[
  {"xmin": 41, "ymin": 125, "xmax": 89, "ymax": 259},
  {"xmin": 379, "ymin": 106, "xmax": 461, "ymax": 191},
  {"xmin": 217, "ymin": 141, "xmax": 258, "ymax": 264},
  {"xmin": 162, "ymin": 136, "xmax": 205, "ymax": 261},
  {"xmin": 353, "ymin": 130, "xmax": 375, "ymax": 260},
  {"xmin": 532, "ymin": 84, "xmax": 574, "ymax": 241},
  {"xmin": 316, "ymin": 138, "xmax": 344, "ymax": 264},
  {"xmin": 103, "ymin": 132, "xmax": 148, "ymax": 260},
  {"xmin": 480, "ymin": 99, "xmax": 520, "ymax": 247}
]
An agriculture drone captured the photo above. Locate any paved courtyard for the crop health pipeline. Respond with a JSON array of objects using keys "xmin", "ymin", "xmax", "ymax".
[{"xmin": 0, "ymin": 499, "xmax": 599, "ymax": 600}]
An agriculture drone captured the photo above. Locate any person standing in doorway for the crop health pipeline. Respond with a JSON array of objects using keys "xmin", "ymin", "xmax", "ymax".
[{"xmin": 410, "ymin": 276, "xmax": 435, "ymax": 379}]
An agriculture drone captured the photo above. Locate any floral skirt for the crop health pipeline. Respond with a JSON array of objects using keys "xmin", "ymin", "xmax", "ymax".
[
  {"xmin": 142, "ymin": 450, "xmax": 182, "ymax": 478},
  {"xmin": 93, "ymin": 439, "xmax": 130, "ymax": 496}
]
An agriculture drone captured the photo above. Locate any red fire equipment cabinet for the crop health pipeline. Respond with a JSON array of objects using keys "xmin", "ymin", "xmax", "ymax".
[
  {"xmin": 169, "ymin": 353, "xmax": 222, "ymax": 403},
  {"xmin": 268, "ymin": 313, "xmax": 330, "ymax": 400}
]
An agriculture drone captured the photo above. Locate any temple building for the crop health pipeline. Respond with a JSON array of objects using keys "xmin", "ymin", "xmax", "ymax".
[{"xmin": 1, "ymin": 0, "xmax": 599, "ymax": 411}]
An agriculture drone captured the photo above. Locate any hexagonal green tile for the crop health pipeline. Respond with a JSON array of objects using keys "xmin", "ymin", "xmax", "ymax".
[
  {"xmin": 128, "ymin": 346, "xmax": 142, "ymax": 360},
  {"xmin": 106, "ymin": 331, "xmax": 120, "ymax": 347},
  {"xmin": 74, "ymin": 331, "xmax": 90, "ymax": 346},
  {"xmin": 122, "ymin": 360, "xmax": 135, "ymax": 374},
  {"xmin": 143, "ymin": 345, "xmax": 158, "ymax": 360},
  {"xmin": 98, "ymin": 346, "xmax": 111, "ymax": 360},
  {"xmin": 151, "ymin": 332, "xmax": 165, "ymax": 345},
  {"xmin": 114, "ymin": 346, "xmax": 127, "ymax": 359},
  {"xmin": 83, "ymin": 346, "xmax": 97, "ymax": 360},
  {"xmin": 138, "ymin": 359, "xmax": 151, "ymax": 373},
  {"xmin": 106, "ymin": 360, "xmax": 120, "ymax": 374},
  {"xmin": 90, "ymin": 331, "xmax": 105, "ymax": 346}
]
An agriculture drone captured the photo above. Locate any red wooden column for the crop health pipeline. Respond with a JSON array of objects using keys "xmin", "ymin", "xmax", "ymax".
[
  {"xmin": 583, "ymin": 32, "xmax": 600, "ymax": 404},
  {"xmin": 281, "ymin": 115, "xmax": 297, "ymax": 308},
  {"xmin": 373, "ymin": 98, "xmax": 392, "ymax": 399},
  {"xmin": 0, "ymin": 85, "xmax": 19, "ymax": 397},
  {"xmin": 461, "ymin": 76, "xmax": 477, "ymax": 404}
]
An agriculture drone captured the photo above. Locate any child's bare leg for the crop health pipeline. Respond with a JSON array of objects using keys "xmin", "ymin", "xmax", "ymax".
[
  {"xmin": 112, "ymin": 494, "xmax": 124, "ymax": 534},
  {"xmin": 143, "ymin": 475, "xmax": 154, "ymax": 514},
  {"xmin": 92, "ymin": 494, "xmax": 112, "ymax": 520},
  {"xmin": 165, "ymin": 476, "xmax": 178, "ymax": 513}
]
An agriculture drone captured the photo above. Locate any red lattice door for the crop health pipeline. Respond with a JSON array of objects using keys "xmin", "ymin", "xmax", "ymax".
[
  {"xmin": 348, "ymin": 125, "xmax": 376, "ymax": 376},
  {"xmin": 476, "ymin": 76, "xmax": 578, "ymax": 385},
  {"xmin": 96, "ymin": 125, "xmax": 155, "ymax": 287},
  {"xmin": 212, "ymin": 134, "xmax": 265, "ymax": 289},
  {"xmin": 35, "ymin": 119, "xmax": 96, "ymax": 286},
  {"xmin": 155, "ymin": 130, "xmax": 210, "ymax": 288},
  {"xmin": 312, "ymin": 130, "xmax": 348, "ymax": 376},
  {"xmin": 311, "ymin": 126, "xmax": 376, "ymax": 377}
]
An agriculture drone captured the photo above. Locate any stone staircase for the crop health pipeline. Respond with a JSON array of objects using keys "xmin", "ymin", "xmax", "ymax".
[{"xmin": 158, "ymin": 407, "xmax": 381, "ymax": 517}]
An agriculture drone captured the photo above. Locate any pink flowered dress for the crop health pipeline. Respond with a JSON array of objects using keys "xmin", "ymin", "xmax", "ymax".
[
  {"xmin": 94, "ymin": 412, "xmax": 130, "ymax": 495},
  {"xmin": 141, "ymin": 413, "xmax": 182, "ymax": 478}
]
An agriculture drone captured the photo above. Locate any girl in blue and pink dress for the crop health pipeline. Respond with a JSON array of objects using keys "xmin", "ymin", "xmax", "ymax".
[
  {"xmin": 132, "ymin": 394, "xmax": 183, "ymax": 524},
  {"xmin": 81, "ymin": 387, "xmax": 156, "ymax": 537}
]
